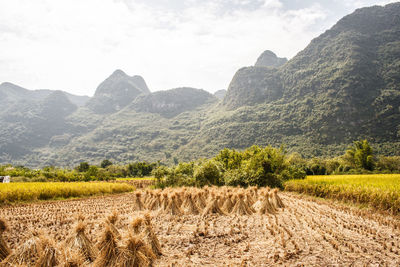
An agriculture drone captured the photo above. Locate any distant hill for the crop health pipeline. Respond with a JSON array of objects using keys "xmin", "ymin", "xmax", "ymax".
[
  {"xmin": 0, "ymin": 2, "xmax": 399, "ymax": 167},
  {"xmin": 254, "ymin": 50, "xmax": 287, "ymax": 67},
  {"xmin": 130, "ymin": 87, "xmax": 217, "ymax": 118},
  {"xmin": 214, "ymin": 89, "xmax": 226, "ymax": 100},
  {"xmin": 86, "ymin": 69, "xmax": 150, "ymax": 114}
]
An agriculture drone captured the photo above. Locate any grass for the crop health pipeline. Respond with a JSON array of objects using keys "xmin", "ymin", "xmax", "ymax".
[
  {"xmin": 116, "ymin": 177, "xmax": 155, "ymax": 181},
  {"xmin": 0, "ymin": 182, "xmax": 134, "ymax": 204},
  {"xmin": 284, "ymin": 174, "xmax": 400, "ymax": 214}
]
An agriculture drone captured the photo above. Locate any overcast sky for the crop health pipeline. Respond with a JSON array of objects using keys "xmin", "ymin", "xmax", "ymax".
[{"xmin": 0, "ymin": 0, "xmax": 397, "ymax": 96}]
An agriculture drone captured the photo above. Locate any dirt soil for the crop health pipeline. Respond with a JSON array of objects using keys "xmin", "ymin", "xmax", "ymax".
[{"xmin": 1, "ymin": 192, "xmax": 400, "ymax": 266}]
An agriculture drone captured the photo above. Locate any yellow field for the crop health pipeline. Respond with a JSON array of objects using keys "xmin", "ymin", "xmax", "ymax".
[
  {"xmin": 116, "ymin": 177, "xmax": 155, "ymax": 181},
  {"xmin": 284, "ymin": 174, "xmax": 400, "ymax": 214},
  {"xmin": 0, "ymin": 182, "xmax": 134, "ymax": 204}
]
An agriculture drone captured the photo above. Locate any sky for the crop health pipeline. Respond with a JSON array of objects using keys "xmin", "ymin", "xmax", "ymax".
[{"xmin": 0, "ymin": 0, "xmax": 397, "ymax": 96}]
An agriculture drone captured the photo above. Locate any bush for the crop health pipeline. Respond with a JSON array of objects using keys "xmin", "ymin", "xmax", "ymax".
[
  {"xmin": 193, "ymin": 160, "xmax": 222, "ymax": 187},
  {"xmin": 101, "ymin": 159, "xmax": 113, "ymax": 168}
]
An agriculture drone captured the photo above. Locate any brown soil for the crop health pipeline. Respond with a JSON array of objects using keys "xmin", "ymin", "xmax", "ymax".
[{"xmin": 1, "ymin": 191, "xmax": 400, "ymax": 266}]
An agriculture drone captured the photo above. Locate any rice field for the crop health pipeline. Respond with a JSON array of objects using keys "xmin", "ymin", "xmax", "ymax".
[
  {"xmin": 1, "ymin": 186, "xmax": 400, "ymax": 266},
  {"xmin": 0, "ymin": 182, "xmax": 134, "ymax": 204},
  {"xmin": 116, "ymin": 177, "xmax": 156, "ymax": 181},
  {"xmin": 284, "ymin": 174, "xmax": 400, "ymax": 214}
]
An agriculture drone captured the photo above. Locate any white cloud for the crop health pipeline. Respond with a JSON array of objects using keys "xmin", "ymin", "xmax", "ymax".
[{"xmin": 0, "ymin": 0, "xmax": 393, "ymax": 95}]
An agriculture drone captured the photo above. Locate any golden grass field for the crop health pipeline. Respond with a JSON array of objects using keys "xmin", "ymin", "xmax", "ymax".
[
  {"xmin": 0, "ymin": 182, "xmax": 134, "ymax": 204},
  {"xmin": 1, "ymin": 186, "xmax": 400, "ymax": 266},
  {"xmin": 284, "ymin": 174, "xmax": 400, "ymax": 214}
]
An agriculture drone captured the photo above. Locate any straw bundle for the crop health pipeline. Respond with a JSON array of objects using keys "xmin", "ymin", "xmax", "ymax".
[
  {"xmin": 0, "ymin": 219, "xmax": 10, "ymax": 261},
  {"xmin": 133, "ymin": 192, "xmax": 145, "ymax": 211},
  {"xmin": 202, "ymin": 196, "xmax": 227, "ymax": 216},
  {"xmin": 60, "ymin": 249, "xmax": 85, "ymax": 267},
  {"xmin": 231, "ymin": 194, "xmax": 254, "ymax": 215},
  {"xmin": 221, "ymin": 194, "xmax": 234, "ymax": 213},
  {"xmin": 94, "ymin": 226, "xmax": 119, "ymax": 267},
  {"xmin": 143, "ymin": 213, "xmax": 162, "ymax": 257},
  {"xmin": 2, "ymin": 230, "xmax": 41, "ymax": 266},
  {"xmin": 106, "ymin": 211, "xmax": 121, "ymax": 240},
  {"xmin": 258, "ymin": 193, "xmax": 277, "ymax": 215},
  {"xmin": 182, "ymin": 194, "xmax": 201, "ymax": 215},
  {"xmin": 64, "ymin": 221, "xmax": 97, "ymax": 262},
  {"xmin": 131, "ymin": 218, "xmax": 144, "ymax": 235},
  {"xmin": 35, "ymin": 235, "xmax": 60, "ymax": 267},
  {"xmin": 162, "ymin": 195, "xmax": 183, "ymax": 216},
  {"xmin": 117, "ymin": 233, "xmax": 155, "ymax": 267},
  {"xmin": 272, "ymin": 189, "xmax": 285, "ymax": 208}
]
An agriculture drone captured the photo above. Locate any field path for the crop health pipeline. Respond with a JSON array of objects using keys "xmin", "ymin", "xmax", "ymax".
[{"xmin": 1, "ymin": 192, "xmax": 400, "ymax": 266}]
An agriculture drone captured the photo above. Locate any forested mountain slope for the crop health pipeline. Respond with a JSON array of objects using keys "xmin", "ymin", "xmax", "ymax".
[{"xmin": 1, "ymin": 3, "xmax": 399, "ymax": 167}]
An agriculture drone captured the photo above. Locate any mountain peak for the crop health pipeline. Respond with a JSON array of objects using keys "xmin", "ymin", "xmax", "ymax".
[
  {"xmin": 111, "ymin": 69, "xmax": 127, "ymax": 77},
  {"xmin": 87, "ymin": 70, "xmax": 150, "ymax": 114},
  {"xmin": 255, "ymin": 50, "xmax": 288, "ymax": 68}
]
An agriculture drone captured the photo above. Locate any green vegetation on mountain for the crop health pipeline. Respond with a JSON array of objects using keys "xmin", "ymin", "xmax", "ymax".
[{"xmin": 0, "ymin": 3, "xmax": 399, "ymax": 167}]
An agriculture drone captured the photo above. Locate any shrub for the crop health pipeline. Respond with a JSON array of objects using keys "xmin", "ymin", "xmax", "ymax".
[{"xmin": 193, "ymin": 160, "xmax": 222, "ymax": 187}]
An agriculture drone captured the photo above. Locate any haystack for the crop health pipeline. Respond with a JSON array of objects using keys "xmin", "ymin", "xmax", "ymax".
[
  {"xmin": 258, "ymin": 194, "xmax": 277, "ymax": 215},
  {"xmin": 231, "ymin": 194, "xmax": 254, "ymax": 215},
  {"xmin": 60, "ymin": 249, "xmax": 85, "ymax": 267},
  {"xmin": 64, "ymin": 221, "xmax": 97, "ymax": 263},
  {"xmin": 133, "ymin": 192, "xmax": 145, "ymax": 211},
  {"xmin": 160, "ymin": 193, "xmax": 169, "ymax": 211},
  {"xmin": 221, "ymin": 194, "xmax": 234, "ymax": 213},
  {"xmin": 272, "ymin": 189, "xmax": 285, "ymax": 209},
  {"xmin": 194, "ymin": 192, "xmax": 206, "ymax": 209},
  {"xmin": 94, "ymin": 226, "xmax": 119, "ymax": 267},
  {"xmin": 143, "ymin": 213, "xmax": 162, "ymax": 257},
  {"xmin": 35, "ymin": 235, "xmax": 60, "ymax": 267},
  {"xmin": 202, "ymin": 196, "xmax": 227, "ymax": 216},
  {"xmin": 2, "ymin": 230, "xmax": 41, "ymax": 266},
  {"xmin": 162, "ymin": 195, "xmax": 183, "ymax": 216},
  {"xmin": 147, "ymin": 194, "xmax": 161, "ymax": 211},
  {"xmin": 182, "ymin": 194, "xmax": 201, "ymax": 215},
  {"xmin": 106, "ymin": 211, "xmax": 121, "ymax": 240},
  {"xmin": 116, "ymin": 233, "xmax": 155, "ymax": 267},
  {"xmin": 0, "ymin": 219, "xmax": 10, "ymax": 261},
  {"xmin": 131, "ymin": 217, "xmax": 144, "ymax": 235}
]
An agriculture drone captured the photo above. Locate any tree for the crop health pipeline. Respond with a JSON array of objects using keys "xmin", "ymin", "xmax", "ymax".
[
  {"xmin": 101, "ymin": 159, "xmax": 113, "ymax": 168},
  {"xmin": 193, "ymin": 160, "xmax": 222, "ymax": 187},
  {"xmin": 345, "ymin": 139, "xmax": 375, "ymax": 170},
  {"xmin": 77, "ymin": 162, "xmax": 90, "ymax": 172}
]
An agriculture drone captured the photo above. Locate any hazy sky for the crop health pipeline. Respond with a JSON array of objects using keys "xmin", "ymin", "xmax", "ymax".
[{"xmin": 0, "ymin": 0, "xmax": 397, "ymax": 96}]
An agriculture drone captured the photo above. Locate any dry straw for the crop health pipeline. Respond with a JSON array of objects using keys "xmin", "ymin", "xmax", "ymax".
[
  {"xmin": 221, "ymin": 194, "xmax": 234, "ymax": 213},
  {"xmin": 64, "ymin": 221, "xmax": 97, "ymax": 263},
  {"xmin": 106, "ymin": 211, "xmax": 121, "ymax": 240},
  {"xmin": 202, "ymin": 196, "xmax": 227, "ymax": 216},
  {"xmin": 2, "ymin": 229, "xmax": 41, "ymax": 266},
  {"xmin": 258, "ymin": 193, "xmax": 277, "ymax": 215},
  {"xmin": 134, "ymin": 192, "xmax": 145, "ymax": 211},
  {"xmin": 94, "ymin": 225, "xmax": 119, "ymax": 267},
  {"xmin": 231, "ymin": 194, "xmax": 254, "ymax": 216},
  {"xmin": 117, "ymin": 233, "xmax": 155, "ymax": 267},
  {"xmin": 35, "ymin": 235, "xmax": 60, "ymax": 267},
  {"xmin": 0, "ymin": 219, "xmax": 10, "ymax": 262},
  {"xmin": 163, "ymin": 194, "xmax": 184, "ymax": 216},
  {"xmin": 272, "ymin": 189, "xmax": 285, "ymax": 209},
  {"xmin": 143, "ymin": 213, "xmax": 162, "ymax": 257},
  {"xmin": 182, "ymin": 193, "xmax": 202, "ymax": 215},
  {"xmin": 131, "ymin": 217, "xmax": 144, "ymax": 235}
]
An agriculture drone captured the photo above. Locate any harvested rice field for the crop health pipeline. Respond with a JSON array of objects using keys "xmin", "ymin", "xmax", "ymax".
[{"xmin": 1, "ymin": 186, "xmax": 400, "ymax": 266}]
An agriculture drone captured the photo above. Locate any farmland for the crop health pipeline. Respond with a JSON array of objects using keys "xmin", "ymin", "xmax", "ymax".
[
  {"xmin": 284, "ymin": 174, "xmax": 400, "ymax": 214},
  {"xmin": 0, "ymin": 182, "xmax": 134, "ymax": 204},
  {"xmin": 1, "ymin": 186, "xmax": 400, "ymax": 266}
]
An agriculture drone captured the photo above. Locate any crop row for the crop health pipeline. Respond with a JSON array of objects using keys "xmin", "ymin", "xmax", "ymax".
[
  {"xmin": 0, "ymin": 182, "xmax": 134, "ymax": 204},
  {"xmin": 284, "ymin": 174, "xmax": 400, "ymax": 214}
]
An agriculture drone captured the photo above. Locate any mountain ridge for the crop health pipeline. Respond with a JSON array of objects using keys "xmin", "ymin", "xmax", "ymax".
[{"xmin": 1, "ymin": 2, "xmax": 399, "ymax": 167}]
